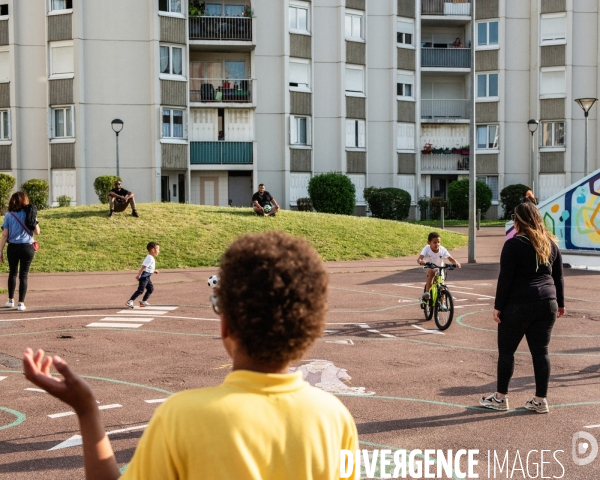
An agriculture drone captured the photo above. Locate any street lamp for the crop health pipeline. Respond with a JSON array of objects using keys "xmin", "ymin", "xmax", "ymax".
[
  {"xmin": 527, "ymin": 119, "xmax": 538, "ymax": 197},
  {"xmin": 575, "ymin": 98, "xmax": 597, "ymax": 177},
  {"xmin": 111, "ymin": 119, "xmax": 124, "ymax": 176}
]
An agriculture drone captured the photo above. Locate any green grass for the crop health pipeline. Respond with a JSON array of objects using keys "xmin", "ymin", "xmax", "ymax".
[
  {"xmin": 0, "ymin": 204, "xmax": 468, "ymax": 273},
  {"xmin": 409, "ymin": 219, "xmax": 507, "ymax": 227}
]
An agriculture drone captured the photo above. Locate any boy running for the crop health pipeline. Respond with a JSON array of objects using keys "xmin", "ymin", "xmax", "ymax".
[
  {"xmin": 126, "ymin": 242, "xmax": 159, "ymax": 308},
  {"xmin": 417, "ymin": 232, "xmax": 461, "ymax": 304}
]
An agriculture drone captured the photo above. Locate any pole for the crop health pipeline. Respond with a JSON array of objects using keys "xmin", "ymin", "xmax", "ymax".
[
  {"xmin": 468, "ymin": 2, "xmax": 476, "ymax": 263},
  {"xmin": 477, "ymin": 208, "xmax": 481, "ymax": 230},
  {"xmin": 441, "ymin": 206, "xmax": 445, "ymax": 230},
  {"xmin": 530, "ymin": 131, "xmax": 535, "ymax": 196},
  {"xmin": 116, "ymin": 132, "xmax": 120, "ymax": 177},
  {"xmin": 584, "ymin": 111, "xmax": 589, "ymax": 177}
]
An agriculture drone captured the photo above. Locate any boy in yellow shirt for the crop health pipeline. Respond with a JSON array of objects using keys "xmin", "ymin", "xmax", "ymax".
[{"xmin": 23, "ymin": 231, "xmax": 358, "ymax": 480}]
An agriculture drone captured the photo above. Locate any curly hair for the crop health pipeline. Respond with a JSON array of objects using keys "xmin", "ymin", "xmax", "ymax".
[
  {"xmin": 514, "ymin": 201, "xmax": 557, "ymax": 265},
  {"xmin": 8, "ymin": 192, "xmax": 30, "ymax": 212},
  {"xmin": 217, "ymin": 231, "xmax": 328, "ymax": 365}
]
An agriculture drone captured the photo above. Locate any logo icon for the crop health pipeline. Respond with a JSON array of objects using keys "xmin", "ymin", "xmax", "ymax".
[{"xmin": 572, "ymin": 431, "xmax": 598, "ymax": 466}]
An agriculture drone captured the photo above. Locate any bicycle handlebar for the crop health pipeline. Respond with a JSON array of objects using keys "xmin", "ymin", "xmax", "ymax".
[{"xmin": 424, "ymin": 262, "xmax": 455, "ymax": 270}]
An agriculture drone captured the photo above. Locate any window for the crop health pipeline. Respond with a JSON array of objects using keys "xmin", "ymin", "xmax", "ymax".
[
  {"xmin": 477, "ymin": 20, "xmax": 499, "ymax": 48},
  {"xmin": 162, "ymin": 108, "xmax": 184, "ymax": 138},
  {"xmin": 289, "ymin": 59, "xmax": 310, "ymax": 90},
  {"xmin": 0, "ymin": 5, "xmax": 8, "ymax": 16},
  {"xmin": 159, "ymin": 45, "xmax": 183, "ymax": 76},
  {"xmin": 290, "ymin": 116, "xmax": 311, "ymax": 146},
  {"xmin": 50, "ymin": 42, "xmax": 74, "ymax": 78},
  {"xmin": 476, "ymin": 125, "xmax": 499, "ymax": 150},
  {"xmin": 158, "ymin": 0, "xmax": 181, "ymax": 14},
  {"xmin": 477, "ymin": 176, "xmax": 498, "ymax": 200},
  {"xmin": 477, "ymin": 73, "xmax": 498, "ymax": 99},
  {"xmin": 203, "ymin": 3, "xmax": 245, "ymax": 16},
  {"xmin": 50, "ymin": 0, "xmax": 73, "ymax": 12},
  {"xmin": 541, "ymin": 121, "xmax": 565, "ymax": 148},
  {"xmin": 540, "ymin": 68, "xmax": 566, "ymax": 97},
  {"xmin": 397, "ymin": 19, "xmax": 414, "ymax": 46},
  {"xmin": 345, "ymin": 66, "xmax": 364, "ymax": 95},
  {"xmin": 51, "ymin": 106, "xmax": 74, "ymax": 139},
  {"xmin": 0, "ymin": 110, "xmax": 10, "ymax": 140},
  {"xmin": 345, "ymin": 11, "xmax": 363, "ymax": 41},
  {"xmin": 397, "ymin": 71, "xmax": 414, "ymax": 98},
  {"xmin": 289, "ymin": 3, "xmax": 309, "ymax": 33},
  {"xmin": 0, "ymin": 50, "xmax": 8, "ymax": 82},
  {"xmin": 397, "ymin": 123, "xmax": 415, "ymax": 151},
  {"xmin": 346, "ymin": 120, "xmax": 365, "ymax": 148},
  {"xmin": 541, "ymin": 14, "xmax": 566, "ymax": 44}
]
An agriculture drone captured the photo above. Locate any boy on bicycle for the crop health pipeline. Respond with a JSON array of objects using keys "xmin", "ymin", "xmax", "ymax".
[{"xmin": 417, "ymin": 232, "xmax": 461, "ymax": 306}]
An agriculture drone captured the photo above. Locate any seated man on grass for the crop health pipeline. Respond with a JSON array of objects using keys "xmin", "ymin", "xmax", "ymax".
[
  {"xmin": 252, "ymin": 183, "xmax": 280, "ymax": 217},
  {"xmin": 108, "ymin": 180, "xmax": 139, "ymax": 218},
  {"xmin": 23, "ymin": 231, "xmax": 358, "ymax": 480}
]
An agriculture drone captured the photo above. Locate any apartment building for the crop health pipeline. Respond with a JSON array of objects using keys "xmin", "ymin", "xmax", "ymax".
[{"xmin": 1, "ymin": 0, "xmax": 598, "ymax": 215}]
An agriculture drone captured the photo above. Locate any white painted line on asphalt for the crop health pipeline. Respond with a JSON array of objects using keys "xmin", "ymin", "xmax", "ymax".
[
  {"xmin": 393, "ymin": 284, "xmax": 423, "ymax": 289},
  {"xmin": 49, "ymin": 424, "xmax": 148, "ymax": 451},
  {"xmin": 0, "ymin": 376, "xmax": 6, "ymax": 382},
  {"xmin": 48, "ymin": 411, "xmax": 75, "ymax": 419},
  {"xmin": 86, "ymin": 323, "xmax": 144, "ymax": 329},
  {"xmin": 101, "ymin": 317, "xmax": 154, "ymax": 323},
  {"xmin": 325, "ymin": 339, "xmax": 354, "ymax": 345},
  {"xmin": 367, "ymin": 329, "xmax": 381, "ymax": 333},
  {"xmin": 145, "ymin": 398, "xmax": 167, "ymax": 404},
  {"xmin": 134, "ymin": 306, "xmax": 178, "ymax": 310},
  {"xmin": 25, "ymin": 388, "xmax": 47, "ymax": 393},
  {"xmin": 324, "ymin": 330, "xmax": 340, "ymax": 333},
  {"xmin": 445, "ymin": 284, "xmax": 473, "ymax": 289},
  {"xmin": 584, "ymin": 424, "xmax": 600, "ymax": 429},
  {"xmin": 380, "ymin": 333, "xmax": 396, "ymax": 338},
  {"xmin": 455, "ymin": 304, "xmax": 490, "ymax": 309},
  {"xmin": 398, "ymin": 299, "xmax": 414, "ymax": 303},
  {"xmin": 98, "ymin": 404, "xmax": 122, "ymax": 411},
  {"xmin": 447, "ymin": 291, "xmax": 495, "ymax": 299},
  {"xmin": 117, "ymin": 310, "xmax": 167, "ymax": 315},
  {"xmin": 411, "ymin": 325, "xmax": 444, "ymax": 335},
  {"xmin": 359, "ymin": 324, "xmax": 370, "ymax": 328}
]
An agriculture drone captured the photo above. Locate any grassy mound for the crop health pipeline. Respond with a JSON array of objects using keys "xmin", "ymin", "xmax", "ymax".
[{"xmin": 0, "ymin": 204, "xmax": 467, "ymax": 273}]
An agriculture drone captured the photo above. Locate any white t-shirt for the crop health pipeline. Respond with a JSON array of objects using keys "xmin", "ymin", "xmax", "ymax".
[
  {"xmin": 420, "ymin": 245, "xmax": 450, "ymax": 266},
  {"xmin": 142, "ymin": 254, "xmax": 156, "ymax": 274}
]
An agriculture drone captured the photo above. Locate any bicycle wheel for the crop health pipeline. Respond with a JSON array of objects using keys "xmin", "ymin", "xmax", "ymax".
[
  {"xmin": 434, "ymin": 289, "xmax": 454, "ymax": 330},
  {"xmin": 423, "ymin": 290, "xmax": 434, "ymax": 321}
]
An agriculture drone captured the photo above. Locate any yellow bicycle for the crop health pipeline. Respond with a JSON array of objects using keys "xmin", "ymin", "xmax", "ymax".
[{"xmin": 422, "ymin": 262, "xmax": 455, "ymax": 330}]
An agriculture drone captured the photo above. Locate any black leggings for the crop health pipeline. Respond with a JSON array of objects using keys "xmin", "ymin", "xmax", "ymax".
[
  {"xmin": 130, "ymin": 275, "xmax": 154, "ymax": 302},
  {"xmin": 7, "ymin": 243, "xmax": 35, "ymax": 303},
  {"xmin": 497, "ymin": 299, "xmax": 558, "ymax": 398}
]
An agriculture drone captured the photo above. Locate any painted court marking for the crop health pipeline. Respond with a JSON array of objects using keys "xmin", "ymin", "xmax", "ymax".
[
  {"xmin": 145, "ymin": 398, "xmax": 167, "ymax": 404},
  {"xmin": 116, "ymin": 310, "xmax": 168, "ymax": 315},
  {"xmin": 24, "ymin": 388, "xmax": 47, "ymax": 393},
  {"xmin": 411, "ymin": 325, "xmax": 444, "ymax": 335},
  {"xmin": 86, "ymin": 307, "xmax": 179, "ymax": 329},
  {"xmin": 99, "ymin": 317, "xmax": 155, "ymax": 323},
  {"xmin": 50, "ymin": 424, "xmax": 148, "ymax": 451},
  {"xmin": 585, "ymin": 424, "xmax": 600, "ymax": 429},
  {"xmin": 0, "ymin": 376, "xmax": 6, "ymax": 382},
  {"xmin": 86, "ymin": 323, "xmax": 144, "ymax": 329}
]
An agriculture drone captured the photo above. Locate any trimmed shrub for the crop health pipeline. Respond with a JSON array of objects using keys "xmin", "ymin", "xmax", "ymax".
[
  {"xmin": 21, "ymin": 179, "xmax": 50, "ymax": 210},
  {"xmin": 94, "ymin": 175, "xmax": 121, "ymax": 204},
  {"xmin": 308, "ymin": 172, "xmax": 355, "ymax": 215},
  {"xmin": 296, "ymin": 197, "xmax": 312, "ymax": 212},
  {"xmin": 429, "ymin": 197, "xmax": 449, "ymax": 220},
  {"xmin": 0, "ymin": 173, "xmax": 15, "ymax": 214},
  {"xmin": 363, "ymin": 187, "xmax": 411, "ymax": 221},
  {"xmin": 57, "ymin": 195, "xmax": 72, "ymax": 207},
  {"xmin": 500, "ymin": 183, "xmax": 530, "ymax": 220},
  {"xmin": 447, "ymin": 179, "xmax": 493, "ymax": 220},
  {"xmin": 417, "ymin": 196, "xmax": 429, "ymax": 220}
]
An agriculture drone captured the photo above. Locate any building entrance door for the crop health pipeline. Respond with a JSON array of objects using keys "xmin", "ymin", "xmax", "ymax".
[
  {"xmin": 228, "ymin": 172, "xmax": 252, "ymax": 207},
  {"xmin": 178, "ymin": 174, "xmax": 186, "ymax": 203},
  {"xmin": 161, "ymin": 176, "xmax": 170, "ymax": 202}
]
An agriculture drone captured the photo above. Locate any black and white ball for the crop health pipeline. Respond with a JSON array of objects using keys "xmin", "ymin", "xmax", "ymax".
[{"xmin": 207, "ymin": 275, "xmax": 219, "ymax": 288}]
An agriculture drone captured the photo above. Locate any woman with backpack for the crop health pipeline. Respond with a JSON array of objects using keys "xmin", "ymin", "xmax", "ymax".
[{"xmin": 0, "ymin": 192, "xmax": 40, "ymax": 311}]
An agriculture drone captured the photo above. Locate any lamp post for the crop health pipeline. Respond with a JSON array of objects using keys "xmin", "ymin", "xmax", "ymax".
[
  {"xmin": 527, "ymin": 119, "xmax": 538, "ymax": 197},
  {"xmin": 111, "ymin": 119, "xmax": 124, "ymax": 177},
  {"xmin": 575, "ymin": 98, "xmax": 597, "ymax": 177}
]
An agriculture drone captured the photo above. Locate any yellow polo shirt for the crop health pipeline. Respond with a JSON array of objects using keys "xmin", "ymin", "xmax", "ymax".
[{"xmin": 121, "ymin": 370, "xmax": 358, "ymax": 479}]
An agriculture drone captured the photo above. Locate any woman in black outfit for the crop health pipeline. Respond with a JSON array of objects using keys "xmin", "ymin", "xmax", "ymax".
[{"xmin": 480, "ymin": 201, "xmax": 565, "ymax": 413}]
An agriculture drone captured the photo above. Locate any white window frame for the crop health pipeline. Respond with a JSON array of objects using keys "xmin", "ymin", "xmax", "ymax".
[
  {"xmin": 0, "ymin": 109, "xmax": 10, "ymax": 141},
  {"xmin": 159, "ymin": 44, "xmax": 185, "ymax": 78},
  {"xmin": 345, "ymin": 9, "xmax": 364, "ymax": 42},
  {"xmin": 397, "ymin": 70, "xmax": 414, "ymax": 100},
  {"xmin": 476, "ymin": 20, "xmax": 499, "ymax": 50},
  {"xmin": 540, "ymin": 121, "xmax": 566, "ymax": 150},
  {"xmin": 397, "ymin": 18, "xmax": 414, "ymax": 49},
  {"xmin": 540, "ymin": 67, "xmax": 566, "ymax": 98},
  {"xmin": 476, "ymin": 124, "xmax": 499, "ymax": 152},
  {"xmin": 477, "ymin": 175, "xmax": 499, "ymax": 202},
  {"xmin": 289, "ymin": 58, "xmax": 311, "ymax": 92},
  {"xmin": 48, "ymin": 0, "xmax": 73, "ymax": 14},
  {"xmin": 49, "ymin": 41, "xmax": 74, "ymax": 79},
  {"xmin": 290, "ymin": 115, "xmax": 312, "ymax": 147},
  {"xmin": 158, "ymin": 0, "xmax": 183, "ymax": 16},
  {"xmin": 289, "ymin": 1, "xmax": 310, "ymax": 34},
  {"xmin": 397, "ymin": 122, "xmax": 415, "ymax": 152},
  {"xmin": 540, "ymin": 13, "xmax": 566, "ymax": 46},
  {"xmin": 476, "ymin": 72, "xmax": 499, "ymax": 101},
  {"xmin": 0, "ymin": 47, "xmax": 9, "ymax": 83},
  {"xmin": 50, "ymin": 106, "xmax": 75, "ymax": 140},
  {"xmin": 161, "ymin": 107, "xmax": 187, "ymax": 141},
  {"xmin": 345, "ymin": 119, "xmax": 365, "ymax": 149},
  {"xmin": 345, "ymin": 65, "xmax": 365, "ymax": 96}
]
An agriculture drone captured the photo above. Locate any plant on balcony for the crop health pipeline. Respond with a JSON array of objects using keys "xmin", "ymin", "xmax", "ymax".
[
  {"xmin": 442, "ymin": 148, "xmax": 452, "ymax": 155},
  {"xmin": 452, "ymin": 145, "xmax": 460, "ymax": 154},
  {"xmin": 189, "ymin": 0, "xmax": 205, "ymax": 16},
  {"xmin": 460, "ymin": 145, "xmax": 470, "ymax": 155},
  {"xmin": 421, "ymin": 142, "xmax": 433, "ymax": 155},
  {"xmin": 242, "ymin": 5, "xmax": 253, "ymax": 17}
]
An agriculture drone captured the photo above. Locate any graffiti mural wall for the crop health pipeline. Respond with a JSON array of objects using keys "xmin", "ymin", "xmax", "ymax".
[{"xmin": 538, "ymin": 170, "xmax": 600, "ymax": 252}]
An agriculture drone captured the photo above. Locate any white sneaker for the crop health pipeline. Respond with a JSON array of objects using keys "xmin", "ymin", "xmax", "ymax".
[
  {"xmin": 126, "ymin": 300, "xmax": 134, "ymax": 308},
  {"xmin": 5, "ymin": 300, "xmax": 14, "ymax": 308},
  {"xmin": 17, "ymin": 303, "xmax": 26, "ymax": 311},
  {"xmin": 524, "ymin": 397, "xmax": 549, "ymax": 414},
  {"xmin": 140, "ymin": 301, "xmax": 150, "ymax": 307},
  {"xmin": 479, "ymin": 393, "xmax": 509, "ymax": 411}
]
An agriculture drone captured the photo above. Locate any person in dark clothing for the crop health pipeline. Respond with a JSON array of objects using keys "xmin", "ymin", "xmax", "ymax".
[
  {"xmin": 480, "ymin": 201, "xmax": 565, "ymax": 413},
  {"xmin": 252, "ymin": 184, "xmax": 280, "ymax": 217},
  {"xmin": 108, "ymin": 180, "xmax": 139, "ymax": 218}
]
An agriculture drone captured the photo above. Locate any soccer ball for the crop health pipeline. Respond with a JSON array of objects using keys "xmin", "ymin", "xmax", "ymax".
[
  {"xmin": 263, "ymin": 204, "xmax": 272, "ymax": 213},
  {"xmin": 207, "ymin": 275, "xmax": 219, "ymax": 288}
]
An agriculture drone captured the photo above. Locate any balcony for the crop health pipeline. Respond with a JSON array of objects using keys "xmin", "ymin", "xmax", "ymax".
[
  {"xmin": 421, "ymin": 154, "xmax": 469, "ymax": 173},
  {"xmin": 189, "ymin": 16, "xmax": 254, "ymax": 50},
  {"xmin": 190, "ymin": 78, "xmax": 253, "ymax": 104},
  {"xmin": 421, "ymin": 48, "xmax": 471, "ymax": 69},
  {"xmin": 422, "ymin": 0, "xmax": 471, "ymax": 16},
  {"xmin": 421, "ymin": 99, "xmax": 469, "ymax": 121},
  {"xmin": 190, "ymin": 141, "xmax": 253, "ymax": 164}
]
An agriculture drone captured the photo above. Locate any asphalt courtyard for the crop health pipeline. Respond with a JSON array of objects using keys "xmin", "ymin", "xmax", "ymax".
[{"xmin": 1, "ymin": 227, "xmax": 600, "ymax": 479}]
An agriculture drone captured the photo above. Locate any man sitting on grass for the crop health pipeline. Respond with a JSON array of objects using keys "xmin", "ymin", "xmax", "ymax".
[
  {"xmin": 108, "ymin": 180, "xmax": 139, "ymax": 218},
  {"xmin": 252, "ymin": 183, "xmax": 280, "ymax": 217},
  {"xmin": 23, "ymin": 231, "xmax": 358, "ymax": 480}
]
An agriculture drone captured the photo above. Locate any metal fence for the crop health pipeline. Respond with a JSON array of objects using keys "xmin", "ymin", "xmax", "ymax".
[
  {"xmin": 190, "ymin": 141, "xmax": 253, "ymax": 164},
  {"xmin": 190, "ymin": 78, "xmax": 253, "ymax": 103},
  {"xmin": 189, "ymin": 16, "xmax": 252, "ymax": 41},
  {"xmin": 421, "ymin": 154, "xmax": 469, "ymax": 172},
  {"xmin": 421, "ymin": 48, "xmax": 471, "ymax": 68},
  {"xmin": 421, "ymin": 99, "xmax": 469, "ymax": 120},
  {"xmin": 422, "ymin": 0, "xmax": 471, "ymax": 15}
]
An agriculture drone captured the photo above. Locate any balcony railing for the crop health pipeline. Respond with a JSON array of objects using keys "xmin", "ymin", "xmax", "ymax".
[
  {"xmin": 421, "ymin": 99, "xmax": 469, "ymax": 120},
  {"xmin": 422, "ymin": 0, "xmax": 471, "ymax": 15},
  {"xmin": 190, "ymin": 78, "xmax": 253, "ymax": 103},
  {"xmin": 421, "ymin": 154, "xmax": 469, "ymax": 172},
  {"xmin": 421, "ymin": 48, "xmax": 471, "ymax": 68},
  {"xmin": 190, "ymin": 141, "xmax": 253, "ymax": 164},
  {"xmin": 189, "ymin": 16, "xmax": 252, "ymax": 41}
]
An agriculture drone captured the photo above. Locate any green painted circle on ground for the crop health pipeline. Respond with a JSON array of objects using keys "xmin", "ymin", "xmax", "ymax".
[{"xmin": 0, "ymin": 406, "xmax": 26, "ymax": 431}]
